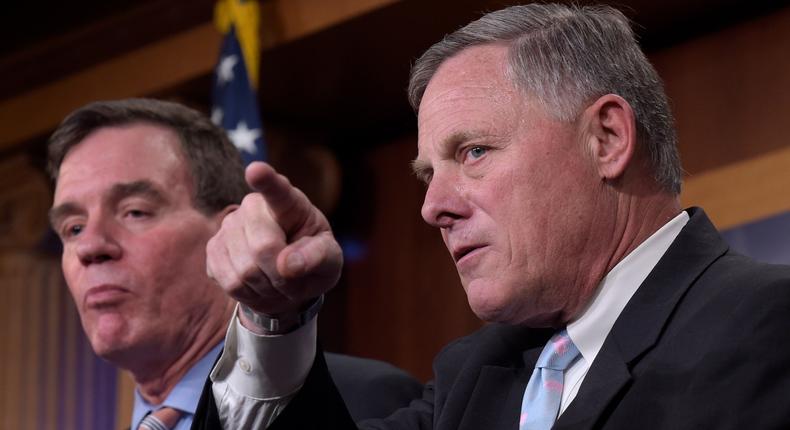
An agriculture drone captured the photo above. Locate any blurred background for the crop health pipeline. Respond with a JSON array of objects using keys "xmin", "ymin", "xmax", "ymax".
[{"xmin": 1, "ymin": 0, "xmax": 789, "ymax": 428}]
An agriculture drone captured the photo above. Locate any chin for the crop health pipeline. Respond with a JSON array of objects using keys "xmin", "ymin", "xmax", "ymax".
[
  {"xmin": 89, "ymin": 331, "xmax": 127, "ymax": 359},
  {"xmin": 464, "ymin": 281, "xmax": 519, "ymax": 323},
  {"xmin": 85, "ymin": 314, "xmax": 131, "ymax": 358},
  {"xmin": 464, "ymin": 279, "xmax": 562, "ymax": 327}
]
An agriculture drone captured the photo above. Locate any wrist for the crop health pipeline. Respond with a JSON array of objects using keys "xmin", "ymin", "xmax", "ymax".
[{"xmin": 238, "ymin": 295, "xmax": 324, "ymax": 335}]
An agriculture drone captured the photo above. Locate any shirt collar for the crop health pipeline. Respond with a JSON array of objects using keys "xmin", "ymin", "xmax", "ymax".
[
  {"xmin": 131, "ymin": 341, "xmax": 224, "ymax": 429},
  {"xmin": 567, "ymin": 211, "xmax": 689, "ymax": 365}
]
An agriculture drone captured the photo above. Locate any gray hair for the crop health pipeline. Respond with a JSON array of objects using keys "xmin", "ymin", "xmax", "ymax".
[{"xmin": 408, "ymin": 3, "xmax": 681, "ymax": 194}]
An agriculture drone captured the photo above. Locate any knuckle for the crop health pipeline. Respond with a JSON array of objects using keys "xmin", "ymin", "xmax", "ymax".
[{"xmin": 249, "ymin": 239, "xmax": 280, "ymax": 259}]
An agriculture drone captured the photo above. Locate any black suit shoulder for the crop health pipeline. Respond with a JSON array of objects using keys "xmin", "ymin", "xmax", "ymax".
[{"xmin": 570, "ymin": 212, "xmax": 790, "ymax": 430}]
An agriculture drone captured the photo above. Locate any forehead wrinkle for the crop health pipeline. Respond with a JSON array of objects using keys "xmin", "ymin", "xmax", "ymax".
[
  {"xmin": 426, "ymin": 82, "xmax": 504, "ymax": 101},
  {"xmin": 108, "ymin": 180, "xmax": 168, "ymax": 206},
  {"xmin": 420, "ymin": 84, "xmax": 520, "ymax": 140}
]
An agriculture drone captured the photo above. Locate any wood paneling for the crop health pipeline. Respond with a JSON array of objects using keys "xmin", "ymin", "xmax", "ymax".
[{"xmin": 652, "ymin": 6, "xmax": 790, "ymax": 175}]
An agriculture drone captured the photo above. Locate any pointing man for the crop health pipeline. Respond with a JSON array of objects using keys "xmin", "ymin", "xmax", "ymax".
[{"xmin": 204, "ymin": 3, "xmax": 790, "ymax": 429}]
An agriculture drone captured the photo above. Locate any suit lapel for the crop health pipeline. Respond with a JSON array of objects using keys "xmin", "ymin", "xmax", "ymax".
[
  {"xmin": 456, "ymin": 363, "xmax": 532, "ymax": 430},
  {"xmin": 556, "ymin": 208, "xmax": 728, "ymax": 429},
  {"xmin": 554, "ymin": 341, "xmax": 630, "ymax": 430},
  {"xmin": 441, "ymin": 326, "xmax": 550, "ymax": 430},
  {"xmin": 610, "ymin": 208, "xmax": 727, "ymax": 363}
]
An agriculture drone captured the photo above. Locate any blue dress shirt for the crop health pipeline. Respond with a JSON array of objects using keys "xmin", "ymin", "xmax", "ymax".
[{"xmin": 131, "ymin": 342, "xmax": 224, "ymax": 430}]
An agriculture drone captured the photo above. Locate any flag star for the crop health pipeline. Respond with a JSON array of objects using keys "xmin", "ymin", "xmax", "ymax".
[
  {"xmin": 211, "ymin": 107, "xmax": 224, "ymax": 125},
  {"xmin": 228, "ymin": 121, "xmax": 261, "ymax": 154},
  {"xmin": 217, "ymin": 55, "xmax": 239, "ymax": 85}
]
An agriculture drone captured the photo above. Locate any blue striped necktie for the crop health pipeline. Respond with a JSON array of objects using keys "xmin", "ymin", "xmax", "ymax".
[
  {"xmin": 519, "ymin": 329, "xmax": 581, "ymax": 430},
  {"xmin": 138, "ymin": 407, "xmax": 182, "ymax": 430}
]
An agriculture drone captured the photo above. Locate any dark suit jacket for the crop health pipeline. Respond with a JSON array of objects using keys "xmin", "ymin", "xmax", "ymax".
[
  {"xmin": 191, "ymin": 352, "xmax": 422, "ymax": 429},
  {"xmin": 265, "ymin": 208, "xmax": 790, "ymax": 429}
]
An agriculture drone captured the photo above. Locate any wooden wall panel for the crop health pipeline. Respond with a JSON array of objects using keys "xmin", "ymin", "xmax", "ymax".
[
  {"xmin": 657, "ymin": 5, "xmax": 790, "ymax": 229},
  {"xmin": 652, "ymin": 6, "xmax": 790, "ymax": 176}
]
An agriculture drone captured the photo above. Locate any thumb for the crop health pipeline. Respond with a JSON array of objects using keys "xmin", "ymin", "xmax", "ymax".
[{"xmin": 277, "ymin": 232, "xmax": 343, "ymax": 283}]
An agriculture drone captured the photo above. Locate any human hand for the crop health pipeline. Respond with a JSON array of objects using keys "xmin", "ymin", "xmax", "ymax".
[{"xmin": 206, "ymin": 162, "xmax": 343, "ymax": 325}]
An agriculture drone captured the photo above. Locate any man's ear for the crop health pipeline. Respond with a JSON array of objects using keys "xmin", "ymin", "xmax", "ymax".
[{"xmin": 582, "ymin": 94, "xmax": 637, "ymax": 181}]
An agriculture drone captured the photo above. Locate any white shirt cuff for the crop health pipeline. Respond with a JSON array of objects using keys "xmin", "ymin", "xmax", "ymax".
[{"xmin": 211, "ymin": 303, "xmax": 317, "ymax": 399}]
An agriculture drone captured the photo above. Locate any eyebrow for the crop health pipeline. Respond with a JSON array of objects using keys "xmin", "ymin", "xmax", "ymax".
[
  {"xmin": 48, "ymin": 202, "xmax": 81, "ymax": 229},
  {"xmin": 410, "ymin": 159, "xmax": 433, "ymax": 184},
  {"xmin": 49, "ymin": 180, "xmax": 167, "ymax": 229},
  {"xmin": 107, "ymin": 180, "xmax": 167, "ymax": 206}
]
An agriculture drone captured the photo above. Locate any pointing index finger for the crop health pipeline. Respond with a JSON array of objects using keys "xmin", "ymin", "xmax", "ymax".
[{"xmin": 244, "ymin": 162, "xmax": 313, "ymax": 237}]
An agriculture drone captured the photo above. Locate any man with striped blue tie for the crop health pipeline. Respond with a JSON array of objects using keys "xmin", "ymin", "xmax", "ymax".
[{"xmin": 47, "ymin": 99, "xmax": 421, "ymax": 430}]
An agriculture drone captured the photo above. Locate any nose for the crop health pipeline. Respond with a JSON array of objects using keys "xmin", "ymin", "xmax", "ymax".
[
  {"xmin": 420, "ymin": 172, "xmax": 469, "ymax": 229},
  {"xmin": 74, "ymin": 218, "xmax": 122, "ymax": 265}
]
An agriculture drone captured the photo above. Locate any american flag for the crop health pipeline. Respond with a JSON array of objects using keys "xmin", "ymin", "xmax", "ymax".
[{"xmin": 211, "ymin": 24, "xmax": 266, "ymax": 164}]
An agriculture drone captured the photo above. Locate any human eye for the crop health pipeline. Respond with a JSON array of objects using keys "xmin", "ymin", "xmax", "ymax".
[
  {"xmin": 59, "ymin": 221, "xmax": 84, "ymax": 240},
  {"xmin": 120, "ymin": 200, "xmax": 155, "ymax": 220},
  {"xmin": 461, "ymin": 145, "xmax": 488, "ymax": 163},
  {"xmin": 125, "ymin": 209, "xmax": 149, "ymax": 218},
  {"xmin": 469, "ymin": 146, "xmax": 486, "ymax": 159}
]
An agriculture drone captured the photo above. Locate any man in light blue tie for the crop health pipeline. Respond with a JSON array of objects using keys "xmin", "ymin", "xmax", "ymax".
[{"xmin": 203, "ymin": 3, "xmax": 790, "ymax": 429}]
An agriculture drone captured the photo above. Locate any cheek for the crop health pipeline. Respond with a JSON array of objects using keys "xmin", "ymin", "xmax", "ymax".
[
  {"xmin": 141, "ymin": 225, "xmax": 215, "ymax": 298},
  {"xmin": 61, "ymin": 252, "xmax": 86, "ymax": 303},
  {"xmin": 440, "ymin": 229, "xmax": 451, "ymax": 249},
  {"xmin": 147, "ymin": 238, "xmax": 203, "ymax": 284}
]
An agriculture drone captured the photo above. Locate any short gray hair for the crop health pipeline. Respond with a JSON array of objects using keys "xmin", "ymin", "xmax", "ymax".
[{"xmin": 408, "ymin": 3, "xmax": 681, "ymax": 194}]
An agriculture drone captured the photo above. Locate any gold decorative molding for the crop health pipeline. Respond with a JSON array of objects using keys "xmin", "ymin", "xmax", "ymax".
[{"xmin": 682, "ymin": 145, "xmax": 790, "ymax": 229}]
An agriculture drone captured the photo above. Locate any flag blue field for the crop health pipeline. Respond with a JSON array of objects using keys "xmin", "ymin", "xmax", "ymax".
[{"xmin": 211, "ymin": 25, "xmax": 266, "ymax": 164}]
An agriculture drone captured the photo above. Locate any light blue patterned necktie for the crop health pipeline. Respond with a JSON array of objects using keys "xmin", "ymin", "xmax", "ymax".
[
  {"xmin": 138, "ymin": 407, "xmax": 182, "ymax": 430},
  {"xmin": 519, "ymin": 329, "xmax": 581, "ymax": 430}
]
